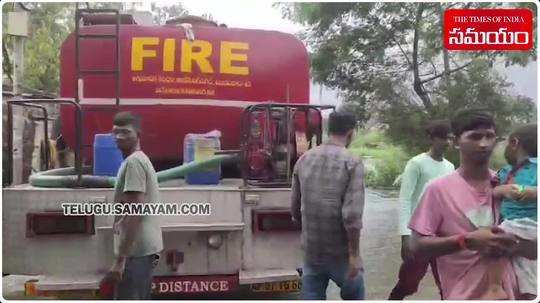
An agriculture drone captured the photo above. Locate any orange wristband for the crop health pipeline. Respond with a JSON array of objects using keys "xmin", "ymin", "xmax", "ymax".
[{"xmin": 456, "ymin": 234, "xmax": 467, "ymax": 250}]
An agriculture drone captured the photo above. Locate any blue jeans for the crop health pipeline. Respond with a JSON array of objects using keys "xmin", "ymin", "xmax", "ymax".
[
  {"xmin": 114, "ymin": 254, "xmax": 157, "ymax": 299},
  {"xmin": 301, "ymin": 260, "xmax": 365, "ymax": 300}
]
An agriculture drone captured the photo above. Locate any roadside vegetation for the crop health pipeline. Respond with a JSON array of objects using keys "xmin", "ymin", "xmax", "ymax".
[
  {"xmin": 350, "ymin": 130, "xmax": 509, "ymax": 189},
  {"xmin": 282, "ymin": 2, "xmax": 535, "ymax": 190},
  {"xmin": 349, "ymin": 130, "xmax": 409, "ymax": 189}
]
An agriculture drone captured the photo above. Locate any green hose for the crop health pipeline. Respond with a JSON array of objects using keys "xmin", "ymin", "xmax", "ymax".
[
  {"xmin": 156, "ymin": 154, "xmax": 236, "ymax": 183},
  {"xmin": 29, "ymin": 154, "xmax": 238, "ymax": 188}
]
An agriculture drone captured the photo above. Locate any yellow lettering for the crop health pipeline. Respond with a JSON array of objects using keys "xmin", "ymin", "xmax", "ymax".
[
  {"xmin": 131, "ymin": 37, "xmax": 159, "ymax": 71},
  {"xmin": 220, "ymin": 41, "xmax": 249, "ymax": 75},
  {"xmin": 163, "ymin": 38, "xmax": 176, "ymax": 72},
  {"xmin": 181, "ymin": 40, "xmax": 214, "ymax": 73}
]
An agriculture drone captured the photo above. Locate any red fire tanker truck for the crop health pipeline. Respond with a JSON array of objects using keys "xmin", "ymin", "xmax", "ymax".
[{"xmin": 3, "ymin": 9, "xmax": 332, "ymax": 298}]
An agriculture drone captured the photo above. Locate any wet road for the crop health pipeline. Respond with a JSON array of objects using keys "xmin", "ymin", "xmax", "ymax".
[
  {"xmin": 181, "ymin": 189, "xmax": 440, "ymax": 300},
  {"xmin": 334, "ymin": 189, "xmax": 440, "ymax": 300},
  {"xmin": 298, "ymin": 189, "xmax": 438, "ymax": 300}
]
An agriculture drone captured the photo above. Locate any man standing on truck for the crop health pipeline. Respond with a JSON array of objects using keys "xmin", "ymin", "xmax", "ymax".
[
  {"xmin": 103, "ymin": 112, "xmax": 163, "ymax": 299},
  {"xmin": 388, "ymin": 120, "xmax": 454, "ymax": 300},
  {"xmin": 291, "ymin": 111, "xmax": 365, "ymax": 300}
]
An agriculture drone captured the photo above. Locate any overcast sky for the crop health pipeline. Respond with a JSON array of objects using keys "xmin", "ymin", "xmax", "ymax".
[
  {"xmin": 149, "ymin": 1, "xmax": 302, "ymax": 33},
  {"xmin": 144, "ymin": 1, "xmax": 537, "ymax": 104}
]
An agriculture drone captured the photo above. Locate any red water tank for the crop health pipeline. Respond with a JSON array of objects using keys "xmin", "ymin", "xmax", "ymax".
[{"xmin": 59, "ymin": 21, "xmax": 310, "ymax": 167}]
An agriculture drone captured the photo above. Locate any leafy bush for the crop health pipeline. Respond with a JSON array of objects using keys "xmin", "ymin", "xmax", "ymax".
[
  {"xmin": 349, "ymin": 130, "xmax": 409, "ymax": 188},
  {"xmin": 349, "ymin": 129, "xmax": 512, "ymax": 188},
  {"xmin": 368, "ymin": 158, "xmax": 406, "ymax": 188},
  {"xmin": 490, "ymin": 142, "xmax": 508, "ymax": 172}
]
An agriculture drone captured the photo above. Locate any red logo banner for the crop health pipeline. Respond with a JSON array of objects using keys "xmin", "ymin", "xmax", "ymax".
[{"xmin": 444, "ymin": 9, "xmax": 533, "ymax": 51}]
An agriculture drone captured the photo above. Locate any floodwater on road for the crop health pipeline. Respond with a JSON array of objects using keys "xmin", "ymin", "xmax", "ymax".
[
  {"xmin": 304, "ymin": 189, "xmax": 439, "ymax": 300},
  {"xmin": 340, "ymin": 189, "xmax": 440, "ymax": 300},
  {"xmin": 176, "ymin": 189, "xmax": 440, "ymax": 300}
]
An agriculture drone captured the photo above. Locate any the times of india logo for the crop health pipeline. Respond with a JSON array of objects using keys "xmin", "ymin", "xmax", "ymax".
[{"xmin": 444, "ymin": 9, "xmax": 533, "ymax": 51}]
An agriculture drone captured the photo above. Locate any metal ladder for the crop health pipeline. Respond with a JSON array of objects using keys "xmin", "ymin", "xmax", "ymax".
[{"xmin": 74, "ymin": 7, "xmax": 121, "ymax": 105}]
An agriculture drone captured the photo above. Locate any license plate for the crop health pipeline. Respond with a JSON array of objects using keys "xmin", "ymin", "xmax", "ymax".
[
  {"xmin": 251, "ymin": 280, "xmax": 301, "ymax": 293},
  {"xmin": 151, "ymin": 275, "xmax": 238, "ymax": 295}
]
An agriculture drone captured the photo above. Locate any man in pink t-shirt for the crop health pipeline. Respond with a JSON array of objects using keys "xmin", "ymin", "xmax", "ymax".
[{"xmin": 409, "ymin": 109, "xmax": 537, "ymax": 300}]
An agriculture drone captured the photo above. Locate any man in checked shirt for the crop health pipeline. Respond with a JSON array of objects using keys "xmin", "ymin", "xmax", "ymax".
[{"xmin": 291, "ymin": 111, "xmax": 365, "ymax": 300}]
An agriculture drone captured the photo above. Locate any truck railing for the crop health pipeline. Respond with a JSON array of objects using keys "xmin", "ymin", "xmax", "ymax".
[
  {"xmin": 6, "ymin": 99, "xmax": 83, "ymax": 186},
  {"xmin": 240, "ymin": 103, "xmax": 334, "ymax": 188}
]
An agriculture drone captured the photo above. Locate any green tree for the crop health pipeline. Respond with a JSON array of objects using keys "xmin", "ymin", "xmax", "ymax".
[
  {"xmin": 151, "ymin": 3, "xmax": 188, "ymax": 25},
  {"xmin": 21, "ymin": 3, "xmax": 75, "ymax": 94},
  {"xmin": 2, "ymin": 2, "xmax": 127, "ymax": 94},
  {"xmin": 280, "ymin": 2, "xmax": 537, "ymax": 153}
]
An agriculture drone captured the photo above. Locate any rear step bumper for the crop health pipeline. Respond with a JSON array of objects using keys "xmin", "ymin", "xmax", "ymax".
[
  {"xmin": 240, "ymin": 269, "xmax": 300, "ymax": 284},
  {"xmin": 3, "ymin": 274, "xmax": 100, "ymax": 298},
  {"xmin": 3, "ymin": 270, "xmax": 300, "ymax": 298}
]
